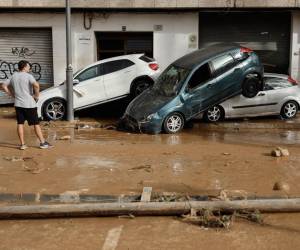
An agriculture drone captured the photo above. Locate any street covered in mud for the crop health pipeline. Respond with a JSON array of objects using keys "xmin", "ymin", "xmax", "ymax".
[{"xmin": 1, "ymin": 104, "xmax": 300, "ymax": 249}]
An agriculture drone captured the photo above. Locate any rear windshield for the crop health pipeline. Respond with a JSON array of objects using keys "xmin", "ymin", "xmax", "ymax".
[{"xmin": 139, "ymin": 55, "xmax": 155, "ymax": 63}]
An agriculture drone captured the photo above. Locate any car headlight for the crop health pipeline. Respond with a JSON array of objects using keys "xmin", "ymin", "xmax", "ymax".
[{"xmin": 146, "ymin": 113, "xmax": 159, "ymax": 121}]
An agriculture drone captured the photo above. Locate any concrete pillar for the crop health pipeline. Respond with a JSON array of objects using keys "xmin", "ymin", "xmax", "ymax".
[{"xmin": 290, "ymin": 11, "xmax": 300, "ymax": 81}]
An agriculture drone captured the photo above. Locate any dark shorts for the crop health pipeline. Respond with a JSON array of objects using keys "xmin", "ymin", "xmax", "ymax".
[{"xmin": 15, "ymin": 107, "xmax": 39, "ymax": 126}]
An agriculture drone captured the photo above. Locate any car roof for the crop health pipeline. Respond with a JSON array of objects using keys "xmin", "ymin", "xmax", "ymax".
[
  {"xmin": 82, "ymin": 53, "xmax": 144, "ymax": 68},
  {"xmin": 173, "ymin": 44, "xmax": 241, "ymax": 70}
]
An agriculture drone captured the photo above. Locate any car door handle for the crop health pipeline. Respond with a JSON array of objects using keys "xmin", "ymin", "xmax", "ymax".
[
  {"xmin": 258, "ymin": 92, "xmax": 265, "ymax": 96},
  {"xmin": 234, "ymin": 68, "xmax": 241, "ymax": 72},
  {"xmin": 207, "ymin": 83, "xmax": 214, "ymax": 88}
]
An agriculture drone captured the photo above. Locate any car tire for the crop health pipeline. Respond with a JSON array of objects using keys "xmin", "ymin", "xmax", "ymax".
[
  {"xmin": 242, "ymin": 76, "xmax": 260, "ymax": 98},
  {"xmin": 280, "ymin": 101, "xmax": 298, "ymax": 119},
  {"xmin": 42, "ymin": 98, "xmax": 66, "ymax": 121},
  {"xmin": 163, "ymin": 112, "xmax": 185, "ymax": 134},
  {"xmin": 131, "ymin": 79, "xmax": 153, "ymax": 97},
  {"xmin": 203, "ymin": 105, "xmax": 225, "ymax": 122}
]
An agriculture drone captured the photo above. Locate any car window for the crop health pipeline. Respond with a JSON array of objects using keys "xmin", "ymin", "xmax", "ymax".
[
  {"xmin": 75, "ymin": 65, "xmax": 100, "ymax": 82},
  {"xmin": 187, "ymin": 63, "xmax": 212, "ymax": 89},
  {"xmin": 264, "ymin": 77, "xmax": 294, "ymax": 90},
  {"xmin": 211, "ymin": 54, "xmax": 234, "ymax": 75},
  {"xmin": 153, "ymin": 65, "xmax": 190, "ymax": 97},
  {"xmin": 102, "ymin": 59, "xmax": 135, "ymax": 75}
]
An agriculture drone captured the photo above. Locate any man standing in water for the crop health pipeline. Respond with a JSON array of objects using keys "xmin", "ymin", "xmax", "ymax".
[{"xmin": 1, "ymin": 60, "xmax": 53, "ymax": 150}]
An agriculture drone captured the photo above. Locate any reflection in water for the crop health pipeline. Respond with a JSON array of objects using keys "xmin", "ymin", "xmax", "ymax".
[
  {"xmin": 56, "ymin": 156, "xmax": 117, "ymax": 169},
  {"xmin": 43, "ymin": 125, "xmax": 300, "ymax": 147},
  {"xmin": 166, "ymin": 135, "xmax": 181, "ymax": 145},
  {"xmin": 172, "ymin": 161, "xmax": 184, "ymax": 175}
]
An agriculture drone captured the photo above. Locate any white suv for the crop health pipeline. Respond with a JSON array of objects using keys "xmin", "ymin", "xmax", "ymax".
[{"xmin": 37, "ymin": 54, "xmax": 160, "ymax": 120}]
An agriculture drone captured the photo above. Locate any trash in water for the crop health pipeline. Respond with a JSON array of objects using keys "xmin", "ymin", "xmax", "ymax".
[
  {"xmin": 4, "ymin": 156, "xmax": 24, "ymax": 162},
  {"xmin": 273, "ymin": 181, "xmax": 290, "ymax": 192},
  {"xmin": 128, "ymin": 165, "xmax": 152, "ymax": 173},
  {"xmin": 58, "ymin": 135, "xmax": 71, "ymax": 140},
  {"xmin": 271, "ymin": 147, "xmax": 289, "ymax": 157}
]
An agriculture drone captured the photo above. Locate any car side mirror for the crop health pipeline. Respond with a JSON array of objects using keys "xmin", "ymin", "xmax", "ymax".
[
  {"xmin": 73, "ymin": 79, "xmax": 80, "ymax": 85},
  {"xmin": 185, "ymin": 87, "xmax": 192, "ymax": 94}
]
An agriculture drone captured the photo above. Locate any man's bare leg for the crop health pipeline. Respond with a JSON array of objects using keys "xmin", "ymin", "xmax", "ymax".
[
  {"xmin": 33, "ymin": 125, "xmax": 45, "ymax": 143},
  {"xmin": 17, "ymin": 124, "xmax": 25, "ymax": 145}
]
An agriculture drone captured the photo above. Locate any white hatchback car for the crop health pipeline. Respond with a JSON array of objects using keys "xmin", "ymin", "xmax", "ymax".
[{"xmin": 38, "ymin": 54, "xmax": 160, "ymax": 120}]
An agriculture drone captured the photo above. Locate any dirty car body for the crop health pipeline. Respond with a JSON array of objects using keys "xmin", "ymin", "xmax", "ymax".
[{"xmin": 122, "ymin": 44, "xmax": 264, "ymax": 134}]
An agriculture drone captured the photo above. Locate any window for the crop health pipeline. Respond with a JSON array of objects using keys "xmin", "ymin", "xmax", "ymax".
[
  {"xmin": 102, "ymin": 59, "xmax": 135, "ymax": 75},
  {"xmin": 154, "ymin": 65, "xmax": 190, "ymax": 97},
  {"xmin": 264, "ymin": 77, "xmax": 294, "ymax": 90},
  {"xmin": 75, "ymin": 65, "xmax": 100, "ymax": 82},
  {"xmin": 187, "ymin": 63, "xmax": 212, "ymax": 89},
  {"xmin": 211, "ymin": 54, "xmax": 234, "ymax": 75}
]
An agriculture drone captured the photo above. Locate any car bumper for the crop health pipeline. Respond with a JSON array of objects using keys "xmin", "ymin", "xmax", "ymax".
[{"xmin": 120, "ymin": 115, "xmax": 162, "ymax": 134}]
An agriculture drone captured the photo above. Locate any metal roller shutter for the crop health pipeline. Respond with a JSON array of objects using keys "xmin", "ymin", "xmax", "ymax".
[
  {"xmin": 199, "ymin": 12, "xmax": 291, "ymax": 74},
  {"xmin": 0, "ymin": 28, "xmax": 53, "ymax": 103}
]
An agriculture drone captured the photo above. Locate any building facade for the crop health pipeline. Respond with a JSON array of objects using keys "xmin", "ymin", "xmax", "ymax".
[{"xmin": 0, "ymin": 0, "xmax": 299, "ymax": 89}]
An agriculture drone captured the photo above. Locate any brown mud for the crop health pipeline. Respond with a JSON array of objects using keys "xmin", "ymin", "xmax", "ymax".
[{"xmin": 0, "ymin": 106, "xmax": 300, "ymax": 249}]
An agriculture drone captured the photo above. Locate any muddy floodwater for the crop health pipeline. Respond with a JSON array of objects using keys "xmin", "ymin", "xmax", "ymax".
[{"xmin": 0, "ymin": 106, "xmax": 300, "ymax": 249}]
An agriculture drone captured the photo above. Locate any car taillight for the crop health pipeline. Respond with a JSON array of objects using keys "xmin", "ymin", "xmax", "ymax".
[
  {"xmin": 240, "ymin": 47, "xmax": 253, "ymax": 53},
  {"xmin": 149, "ymin": 63, "xmax": 159, "ymax": 71},
  {"xmin": 288, "ymin": 76, "xmax": 298, "ymax": 85}
]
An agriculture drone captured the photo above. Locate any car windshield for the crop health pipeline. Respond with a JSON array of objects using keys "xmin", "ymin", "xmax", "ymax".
[{"xmin": 153, "ymin": 65, "xmax": 190, "ymax": 97}]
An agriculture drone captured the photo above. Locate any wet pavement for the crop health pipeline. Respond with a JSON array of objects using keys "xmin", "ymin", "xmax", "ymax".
[{"xmin": 0, "ymin": 106, "xmax": 300, "ymax": 249}]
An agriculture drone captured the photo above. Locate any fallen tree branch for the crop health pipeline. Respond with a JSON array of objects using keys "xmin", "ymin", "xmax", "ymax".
[{"xmin": 0, "ymin": 199, "xmax": 300, "ymax": 219}]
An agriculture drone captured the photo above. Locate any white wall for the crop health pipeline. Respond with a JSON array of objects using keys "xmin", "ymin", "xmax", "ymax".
[
  {"xmin": 72, "ymin": 13, "xmax": 199, "ymax": 73},
  {"xmin": 291, "ymin": 11, "xmax": 300, "ymax": 81}
]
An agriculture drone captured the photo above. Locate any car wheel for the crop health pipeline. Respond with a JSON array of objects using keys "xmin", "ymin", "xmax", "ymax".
[
  {"xmin": 43, "ymin": 98, "xmax": 66, "ymax": 121},
  {"xmin": 163, "ymin": 113, "xmax": 184, "ymax": 134},
  {"xmin": 131, "ymin": 79, "xmax": 152, "ymax": 97},
  {"xmin": 242, "ymin": 76, "xmax": 260, "ymax": 98},
  {"xmin": 204, "ymin": 105, "xmax": 224, "ymax": 122},
  {"xmin": 281, "ymin": 101, "xmax": 298, "ymax": 119}
]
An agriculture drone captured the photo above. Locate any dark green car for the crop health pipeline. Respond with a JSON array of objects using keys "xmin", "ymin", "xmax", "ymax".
[{"xmin": 122, "ymin": 44, "xmax": 264, "ymax": 134}]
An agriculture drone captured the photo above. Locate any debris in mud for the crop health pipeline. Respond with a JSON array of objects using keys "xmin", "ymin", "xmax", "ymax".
[
  {"xmin": 128, "ymin": 165, "xmax": 152, "ymax": 173},
  {"xmin": 218, "ymin": 189, "xmax": 249, "ymax": 201},
  {"xmin": 23, "ymin": 166, "xmax": 45, "ymax": 174},
  {"xmin": 75, "ymin": 123, "xmax": 102, "ymax": 130},
  {"xmin": 181, "ymin": 208, "xmax": 264, "ymax": 229},
  {"xmin": 152, "ymin": 192, "xmax": 189, "ymax": 202},
  {"xmin": 273, "ymin": 181, "xmax": 290, "ymax": 193},
  {"xmin": 271, "ymin": 147, "xmax": 289, "ymax": 157},
  {"xmin": 234, "ymin": 209, "xmax": 264, "ymax": 224},
  {"xmin": 103, "ymin": 124, "xmax": 117, "ymax": 130},
  {"xmin": 118, "ymin": 214, "xmax": 135, "ymax": 219},
  {"xmin": 222, "ymin": 152, "xmax": 231, "ymax": 156},
  {"xmin": 76, "ymin": 124, "xmax": 92, "ymax": 129},
  {"xmin": 182, "ymin": 209, "xmax": 232, "ymax": 229},
  {"xmin": 58, "ymin": 135, "xmax": 71, "ymax": 140},
  {"xmin": 4, "ymin": 156, "xmax": 25, "ymax": 162}
]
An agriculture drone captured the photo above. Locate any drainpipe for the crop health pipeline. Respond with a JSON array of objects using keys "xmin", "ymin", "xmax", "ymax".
[{"xmin": 66, "ymin": 0, "xmax": 74, "ymax": 121}]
